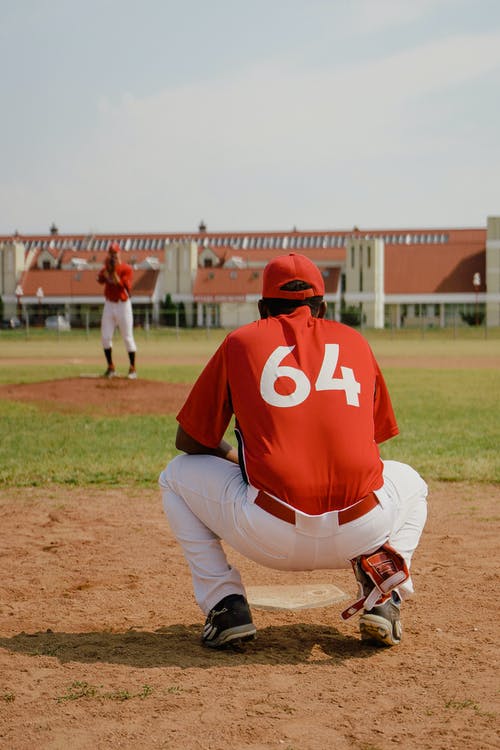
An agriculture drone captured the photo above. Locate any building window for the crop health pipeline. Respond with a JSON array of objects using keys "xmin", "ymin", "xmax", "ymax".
[
  {"xmin": 350, "ymin": 246, "xmax": 355, "ymax": 268},
  {"xmin": 367, "ymin": 245, "xmax": 371, "ymax": 268}
]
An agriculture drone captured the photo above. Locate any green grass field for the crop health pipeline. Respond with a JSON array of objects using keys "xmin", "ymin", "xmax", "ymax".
[{"xmin": 1, "ymin": 328, "xmax": 499, "ymax": 487}]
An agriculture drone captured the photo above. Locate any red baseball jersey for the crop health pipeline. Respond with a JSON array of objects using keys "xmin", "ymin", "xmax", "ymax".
[
  {"xmin": 177, "ymin": 307, "xmax": 399, "ymax": 514},
  {"xmin": 97, "ymin": 263, "xmax": 133, "ymax": 302}
]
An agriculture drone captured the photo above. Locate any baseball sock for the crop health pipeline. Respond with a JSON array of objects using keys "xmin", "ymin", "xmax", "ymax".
[
  {"xmin": 104, "ymin": 348, "xmax": 113, "ymax": 367},
  {"xmin": 128, "ymin": 351, "xmax": 136, "ymax": 368}
]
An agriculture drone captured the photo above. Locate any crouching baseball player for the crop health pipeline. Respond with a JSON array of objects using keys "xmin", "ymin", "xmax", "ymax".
[{"xmin": 159, "ymin": 253, "xmax": 428, "ymax": 650}]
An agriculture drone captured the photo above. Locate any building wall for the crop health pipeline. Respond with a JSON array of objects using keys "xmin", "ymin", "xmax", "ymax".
[
  {"xmin": 0, "ymin": 241, "xmax": 26, "ymax": 316},
  {"xmin": 162, "ymin": 241, "xmax": 199, "ymax": 326},
  {"xmin": 344, "ymin": 238, "xmax": 385, "ymax": 328},
  {"xmin": 164, "ymin": 241, "xmax": 198, "ymax": 299},
  {"xmin": 486, "ymin": 216, "xmax": 500, "ymax": 327},
  {"xmin": 220, "ymin": 301, "xmax": 258, "ymax": 328}
]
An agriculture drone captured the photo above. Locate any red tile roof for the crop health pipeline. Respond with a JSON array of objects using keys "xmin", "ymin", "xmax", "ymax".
[
  {"xmin": 193, "ymin": 266, "xmax": 340, "ymax": 300},
  {"xmin": 30, "ymin": 247, "xmax": 164, "ymax": 270},
  {"xmin": 385, "ymin": 241, "xmax": 486, "ymax": 294},
  {"xmin": 19, "ymin": 268, "xmax": 159, "ymax": 299},
  {"xmin": 193, "ymin": 268, "xmax": 262, "ymax": 300},
  {"xmin": 200, "ymin": 245, "xmax": 346, "ymax": 266}
]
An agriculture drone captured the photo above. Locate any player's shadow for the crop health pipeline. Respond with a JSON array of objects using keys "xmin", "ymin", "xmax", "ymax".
[{"xmin": 0, "ymin": 623, "xmax": 377, "ymax": 668}]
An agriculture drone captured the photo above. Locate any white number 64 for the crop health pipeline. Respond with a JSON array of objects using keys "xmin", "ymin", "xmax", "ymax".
[{"xmin": 260, "ymin": 344, "xmax": 361, "ymax": 408}]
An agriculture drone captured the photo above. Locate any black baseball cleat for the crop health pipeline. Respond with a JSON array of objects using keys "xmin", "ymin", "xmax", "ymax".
[
  {"xmin": 202, "ymin": 594, "xmax": 256, "ymax": 649},
  {"xmin": 359, "ymin": 591, "xmax": 403, "ymax": 647}
]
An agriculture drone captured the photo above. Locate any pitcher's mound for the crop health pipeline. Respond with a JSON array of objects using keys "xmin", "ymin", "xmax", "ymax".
[
  {"xmin": 246, "ymin": 583, "xmax": 348, "ymax": 611},
  {"xmin": 0, "ymin": 377, "xmax": 191, "ymax": 415}
]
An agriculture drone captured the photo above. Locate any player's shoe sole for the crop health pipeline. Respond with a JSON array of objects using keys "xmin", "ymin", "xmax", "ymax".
[
  {"xmin": 202, "ymin": 622, "xmax": 257, "ymax": 649},
  {"xmin": 359, "ymin": 592, "xmax": 402, "ymax": 647}
]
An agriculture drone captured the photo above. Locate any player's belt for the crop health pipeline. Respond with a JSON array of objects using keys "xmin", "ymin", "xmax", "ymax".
[{"xmin": 254, "ymin": 490, "xmax": 379, "ymax": 526}]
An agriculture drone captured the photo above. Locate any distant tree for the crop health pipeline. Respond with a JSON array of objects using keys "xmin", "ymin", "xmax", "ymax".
[
  {"xmin": 161, "ymin": 294, "xmax": 177, "ymax": 326},
  {"xmin": 460, "ymin": 311, "xmax": 485, "ymax": 326},
  {"xmin": 340, "ymin": 305, "xmax": 361, "ymax": 327},
  {"xmin": 178, "ymin": 301, "xmax": 187, "ymax": 327}
]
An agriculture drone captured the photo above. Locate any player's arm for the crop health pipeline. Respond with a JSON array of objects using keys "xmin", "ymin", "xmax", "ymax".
[
  {"xmin": 116, "ymin": 265, "xmax": 132, "ymax": 294},
  {"xmin": 372, "ymin": 359, "xmax": 399, "ymax": 443},
  {"xmin": 175, "ymin": 425, "xmax": 238, "ymax": 464}
]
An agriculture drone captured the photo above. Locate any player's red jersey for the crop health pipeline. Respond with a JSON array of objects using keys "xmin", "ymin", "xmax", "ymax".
[
  {"xmin": 177, "ymin": 307, "xmax": 399, "ymax": 514},
  {"xmin": 97, "ymin": 263, "xmax": 133, "ymax": 302}
]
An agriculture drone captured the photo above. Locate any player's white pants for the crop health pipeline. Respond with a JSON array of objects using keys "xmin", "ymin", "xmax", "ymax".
[
  {"xmin": 101, "ymin": 299, "xmax": 136, "ymax": 352},
  {"xmin": 159, "ymin": 458, "xmax": 428, "ymax": 615}
]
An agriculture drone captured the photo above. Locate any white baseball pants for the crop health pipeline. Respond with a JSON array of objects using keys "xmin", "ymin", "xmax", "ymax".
[
  {"xmin": 159, "ymin": 458, "xmax": 428, "ymax": 615},
  {"xmin": 101, "ymin": 299, "xmax": 136, "ymax": 352}
]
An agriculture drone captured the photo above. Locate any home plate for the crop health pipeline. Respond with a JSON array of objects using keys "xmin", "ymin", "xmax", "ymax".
[{"xmin": 246, "ymin": 584, "xmax": 348, "ymax": 611}]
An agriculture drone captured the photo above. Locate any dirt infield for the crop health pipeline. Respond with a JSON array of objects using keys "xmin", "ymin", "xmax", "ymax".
[
  {"xmin": 0, "ymin": 380, "xmax": 499, "ymax": 749},
  {"xmin": 0, "ymin": 377, "xmax": 190, "ymax": 416}
]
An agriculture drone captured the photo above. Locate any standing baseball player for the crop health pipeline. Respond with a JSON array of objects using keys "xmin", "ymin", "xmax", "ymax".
[
  {"xmin": 159, "ymin": 253, "xmax": 427, "ymax": 650},
  {"xmin": 97, "ymin": 242, "xmax": 137, "ymax": 379}
]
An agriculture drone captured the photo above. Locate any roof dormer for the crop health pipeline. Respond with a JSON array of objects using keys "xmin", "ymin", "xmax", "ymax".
[
  {"xmin": 198, "ymin": 246, "xmax": 220, "ymax": 268},
  {"xmin": 36, "ymin": 248, "xmax": 58, "ymax": 269}
]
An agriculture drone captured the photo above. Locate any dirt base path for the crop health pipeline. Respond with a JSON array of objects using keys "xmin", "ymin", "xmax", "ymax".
[{"xmin": 0, "ymin": 481, "xmax": 498, "ymax": 750}]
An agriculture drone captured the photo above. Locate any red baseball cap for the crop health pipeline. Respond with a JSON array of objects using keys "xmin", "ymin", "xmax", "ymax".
[
  {"xmin": 262, "ymin": 253, "xmax": 325, "ymax": 300},
  {"xmin": 108, "ymin": 242, "xmax": 121, "ymax": 254}
]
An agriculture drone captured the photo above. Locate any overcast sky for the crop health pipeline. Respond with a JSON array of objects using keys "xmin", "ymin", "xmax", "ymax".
[{"xmin": 1, "ymin": 0, "xmax": 499, "ymax": 235}]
